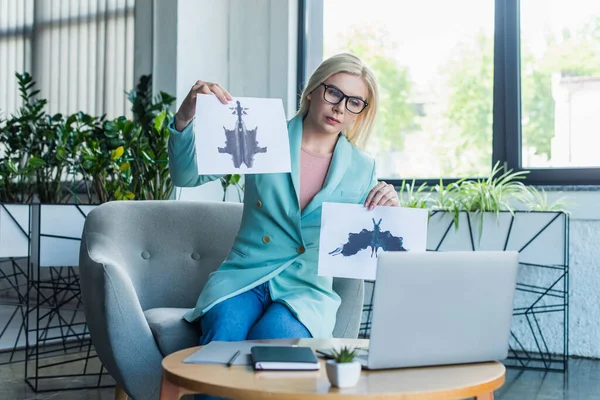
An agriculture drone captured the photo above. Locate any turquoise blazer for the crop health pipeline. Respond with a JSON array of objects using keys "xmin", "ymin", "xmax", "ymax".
[{"xmin": 168, "ymin": 115, "xmax": 376, "ymax": 338}]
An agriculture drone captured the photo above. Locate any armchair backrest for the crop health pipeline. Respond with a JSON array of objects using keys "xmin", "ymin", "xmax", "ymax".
[{"xmin": 81, "ymin": 200, "xmax": 243, "ymax": 311}]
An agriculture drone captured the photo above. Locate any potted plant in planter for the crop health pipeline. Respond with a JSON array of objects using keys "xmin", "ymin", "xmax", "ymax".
[
  {"xmin": 325, "ymin": 346, "xmax": 362, "ymax": 388},
  {"xmin": 365, "ymin": 163, "xmax": 570, "ymax": 371},
  {"xmin": 0, "ymin": 73, "xmax": 48, "ymax": 258},
  {"xmin": 124, "ymin": 74, "xmax": 176, "ymax": 201}
]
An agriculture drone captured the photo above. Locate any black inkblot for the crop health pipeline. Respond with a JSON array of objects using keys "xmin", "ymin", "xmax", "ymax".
[
  {"xmin": 218, "ymin": 101, "xmax": 267, "ymax": 168},
  {"xmin": 329, "ymin": 218, "xmax": 407, "ymax": 258}
]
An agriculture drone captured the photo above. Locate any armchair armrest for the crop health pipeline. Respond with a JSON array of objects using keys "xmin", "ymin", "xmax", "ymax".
[
  {"xmin": 79, "ymin": 232, "xmax": 163, "ymax": 400},
  {"xmin": 333, "ymin": 278, "xmax": 364, "ymax": 338}
]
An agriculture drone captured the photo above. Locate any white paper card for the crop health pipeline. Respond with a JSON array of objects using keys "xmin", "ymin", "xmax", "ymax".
[
  {"xmin": 318, "ymin": 203, "xmax": 429, "ymax": 280},
  {"xmin": 194, "ymin": 95, "xmax": 291, "ymax": 175},
  {"xmin": 183, "ymin": 341, "xmax": 283, "ymax": 365}
]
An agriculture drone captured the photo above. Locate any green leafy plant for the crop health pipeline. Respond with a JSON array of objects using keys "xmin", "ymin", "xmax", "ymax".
[
  {"xmin": 79, "ymin": 140, "xmax": 131, "ymax": 203},
  {"xmin": 220, "ymin": 174, "xmax": 243, "ymax": 202},
  {"xmin": 1, "ymin": 73, "xmax": 76, "ymax": 203},
  {"xmin": 331, "ymin": 346, "xmax": 358, "ymax": 364},
  {"xmin": 74, "ymin": 74, "xmax": 176, "ymax": 203},
  {"xmin": 395, "ymin": 162, "xmax": 571, "ymax": 241},
  {"xmin": 455, "ymin": 161, "xmax": 529, "ymax": 214},
  {"xmin": 523, "ymin": 186, "xmax": 574, "ymax": 212},
  {"xmin": 0, "ymin": 137, "xmax": 34, "ymax": 203},
  {"xmin": 450, "ymin": 162, "xmax": 530, "ymax": 237},
  {"xmin": 0, "ymin": 73, "xmax": 179, "ymax": 204},
  {"xmin": 75, "ymin": 113, "xmax": 132, "ymax": 203},
  {"xmin": 1, "ymin": 73, "xmax": 47, "ymax": 203},
  {"xmin": 428, "ymin": 177, "xmax": 465, "ymax": 226},
  {"xmin": 125, "ymin": 75, "xmax": 176, "ymax": 200},
  {"xmin": 397, "ymin": 179, "xmax": 431, "ymax": 209},
  {"xmin": 430, "ymin": 177, "xmax": 465, "ymax": 210}
]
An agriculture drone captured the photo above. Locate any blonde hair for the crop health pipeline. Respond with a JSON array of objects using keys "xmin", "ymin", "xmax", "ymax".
[{"xmin": 296, "ymin": 53, "xmax": 379, "ymax": 149}]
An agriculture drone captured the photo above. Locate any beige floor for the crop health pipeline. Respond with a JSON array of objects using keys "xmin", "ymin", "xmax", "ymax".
[{"xmin": 2, "ymin": 350, "xmax": 600, "ymax": 400}]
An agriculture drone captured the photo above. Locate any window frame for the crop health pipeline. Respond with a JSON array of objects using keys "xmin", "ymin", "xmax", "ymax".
[{"xmin": 299, "ymin": 0, "xmax": 600, "ymax": 186}]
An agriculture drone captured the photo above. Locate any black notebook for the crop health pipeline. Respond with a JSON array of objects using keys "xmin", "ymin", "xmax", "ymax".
[{"xmin": 250, "ymin": 346, "xmax": 320, "ymax": 370}]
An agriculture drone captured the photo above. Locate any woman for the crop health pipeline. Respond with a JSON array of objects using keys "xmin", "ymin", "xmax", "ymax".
[{"xmin": 168, "ymin": 53, "xmax": 400, "ymax": 345}]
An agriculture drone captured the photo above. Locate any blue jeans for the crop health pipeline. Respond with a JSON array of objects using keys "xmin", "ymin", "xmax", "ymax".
[{"xmin": 195, "ymin": 282, "xmax": 311, "ymax": 399}]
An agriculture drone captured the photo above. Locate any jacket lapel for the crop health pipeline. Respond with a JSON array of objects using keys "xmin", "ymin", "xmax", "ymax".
[{"xmin": 287, "ymin": 115, "xmax": 303, "ymax": 209}]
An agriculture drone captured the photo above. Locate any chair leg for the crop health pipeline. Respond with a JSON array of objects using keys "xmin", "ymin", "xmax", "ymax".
[{"xmin": 115, "ymin": 384, "xmax": 129, "ymax": 400}]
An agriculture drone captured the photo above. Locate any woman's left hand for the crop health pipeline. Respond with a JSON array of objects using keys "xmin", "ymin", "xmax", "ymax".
[{"xmin": 364, "ymin": 181, "xmax": 400, "ymax": 210}]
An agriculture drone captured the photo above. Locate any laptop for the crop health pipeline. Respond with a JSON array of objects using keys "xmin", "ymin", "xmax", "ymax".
[{"xmin": 356, "ymin": 251, "xmax": 518, "ymax": 370}]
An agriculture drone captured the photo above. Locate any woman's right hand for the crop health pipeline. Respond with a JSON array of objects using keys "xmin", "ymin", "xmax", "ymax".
[{"xmin": 174, "ymin": 80, "xmax": 233, "ymax": 131}]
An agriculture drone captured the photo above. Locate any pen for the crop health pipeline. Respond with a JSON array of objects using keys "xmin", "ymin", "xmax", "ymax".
[
  {"xmin": 315, "ymin": 350, "xmax": 333, "ymax": 359},
  {"xmin": 227, "ymin": 350, "xmax": 241, "ymax": 367}
]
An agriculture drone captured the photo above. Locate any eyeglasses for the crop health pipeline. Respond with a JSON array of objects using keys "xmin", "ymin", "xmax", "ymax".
[{"xmin": 320, "ymin": 83, "xmax": 368, "ymax": 114}]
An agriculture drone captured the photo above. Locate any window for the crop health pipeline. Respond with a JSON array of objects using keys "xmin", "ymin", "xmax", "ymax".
[
  {"xmin": 520, "ymin": 0, "xmax": 600, "ymax": 169},
  {"xmin": 300, "ymin": 0, "xmax": 600, "ymax": 185},
  {"xmin": 319, "ymin": 0, "xmax": 495, "ymax": 180},
  {"xmin": 0, "ymin": 0, "xmax": 135, "ymax": 119}
]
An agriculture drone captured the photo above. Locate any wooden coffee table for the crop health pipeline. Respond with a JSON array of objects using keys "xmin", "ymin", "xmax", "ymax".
[{"xmin": 160, "ymin": 338, "xmax": 505, "ymax": 399}]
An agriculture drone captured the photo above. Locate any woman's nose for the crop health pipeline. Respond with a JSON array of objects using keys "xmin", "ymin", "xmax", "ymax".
[{"xmin": 332, "ymin": 102, "xmax": 344, "ymax": 114}]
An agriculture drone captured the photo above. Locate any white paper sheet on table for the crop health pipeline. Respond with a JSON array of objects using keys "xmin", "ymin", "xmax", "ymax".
[
  {"xmin": 193, "ymin": 94, "xmax": 291, "ymax": 175},
  {"xmin": 183, "ymin": 341, "xmax": 284, "ymax": 366},
  {"xmin": 318, "ymin": 203, "xmax": 429, "ymax": 280}
]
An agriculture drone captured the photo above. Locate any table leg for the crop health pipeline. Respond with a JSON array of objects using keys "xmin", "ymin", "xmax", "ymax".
[
  {"xmin": 159, "ymin": 375, "xmax": 195, "ymax": 400},
  {"xmin": 475, "ymin": 392, "xmax": 494, "ymax": 400},
  {"xmin": 115, "ymin": 384, "xmax": 129, "ymax": 400}
]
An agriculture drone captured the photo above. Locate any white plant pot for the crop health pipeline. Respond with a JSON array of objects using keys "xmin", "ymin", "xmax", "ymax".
[
  {"xmin": 325, "ymin": 360, "xmax": 361, "ymax": 388},
  {"xmin": 425, "ymin": 210, "xmax": 569, "ymax": 356}
]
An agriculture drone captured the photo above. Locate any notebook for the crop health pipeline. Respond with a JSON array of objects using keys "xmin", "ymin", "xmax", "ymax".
[
  {"xmin": 183, "ymin": 341, "xmax": 281, "ymax": 365},
  {"xmin": 250, "ymin": 346, "xmax": 320, "ymax": 371}
]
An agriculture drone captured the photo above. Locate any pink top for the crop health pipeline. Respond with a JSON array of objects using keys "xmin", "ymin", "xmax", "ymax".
[{"xmin": 299, "ymin": 147, "xmax": 333, "ymax": 210}]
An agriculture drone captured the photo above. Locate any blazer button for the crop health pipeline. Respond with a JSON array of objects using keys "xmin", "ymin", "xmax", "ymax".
[
  {"xmin": 262, "ymin": 235, "xmax": 270, "ymax": 244},
  {"xmin": 256, "ymin": 200, "xmax": 263, "ymax": 208},
  {"xmin": 297, "ymin": 245, "xmax": 305, "ymax": 254}
]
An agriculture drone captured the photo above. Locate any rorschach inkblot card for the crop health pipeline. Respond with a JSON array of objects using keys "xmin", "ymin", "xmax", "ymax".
[
  {"xmin": 318, "ymin": 203, "xmax": 429, "ymax": 280},
  {"xmin": 193, "ymin": 94, "xmax": 292, "ymax": 175}
]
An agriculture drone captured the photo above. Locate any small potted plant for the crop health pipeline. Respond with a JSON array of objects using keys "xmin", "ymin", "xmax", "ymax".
[{"xmin": 325, "ymin": 346, "xmax": 361, "ymax": 388}]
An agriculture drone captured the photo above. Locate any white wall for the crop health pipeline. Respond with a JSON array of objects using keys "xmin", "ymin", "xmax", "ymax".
[
  {"xmin": 545, "ymin": 190, "xmax": 600, "ymax": 357},
  {"xmin": 569, "ymin": 219, "xmax": 600, "ymax": 358},
  {"xmin": 175, "ymin": 0, "xmax": 230, "ymax": 110},
  {"xmin": 159, "ymin": 0, "xmax": 297, "ymax": 201},
  {"xmin": 174, "ymin": 0, "xmax": 298, "ymax": 115}
]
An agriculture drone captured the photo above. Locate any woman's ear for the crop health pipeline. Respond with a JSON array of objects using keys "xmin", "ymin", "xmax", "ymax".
[{"xmin": 307, "ymin": 93, "xmax": 312, "ymax": 100}]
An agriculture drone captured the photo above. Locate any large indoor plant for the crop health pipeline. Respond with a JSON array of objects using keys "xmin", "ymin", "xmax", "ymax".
[
  {"xmin": 399, "ymin": 162, "xmax": 569, "ymax": 223},
  {"xmin": 389, "ymin": 165, "xmax": 571, "ymax": 371},
  {"xmin": 124, "ymin": 74, "xmax": 176, "ymax": 200},
  {"xmin": 0, "ymin": 73, "xmax": 181, "ymax": 384},
  {"xmin": 0, "ymin": 72, "xmax": 178, "ymax": 205},
  {"xmin": 0, "ymin": 73, "xmax": 70, "ymax": 204},
  {"xmin": 77, "ymin": 74, "xmax": 176, "ymax": 203}
]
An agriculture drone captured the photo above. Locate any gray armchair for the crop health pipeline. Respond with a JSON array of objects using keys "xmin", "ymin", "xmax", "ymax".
[{"xmin": 79, "ymin": 200, "xmax": 364, "ymax": 400}]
